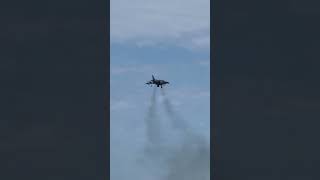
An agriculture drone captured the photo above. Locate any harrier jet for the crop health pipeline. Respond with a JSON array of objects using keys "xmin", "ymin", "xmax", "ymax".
[{"xmin": 146, "ymin": 75, "xmax": 169, "ymax": 88}]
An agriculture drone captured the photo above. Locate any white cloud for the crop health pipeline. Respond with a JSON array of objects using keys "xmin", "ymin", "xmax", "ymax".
[
  {"xmin": 175, "ymin": 89, "xmax": 209, "ymax": 98},
  {"xmin": 111, "ymin": 0, "xmax": 210, "ymax": 50},
  {"xmin": 111, "ymin": 66, "xmax": 140, "ymax": 75},
  {"xmin": 111, "ymin": 65, "xmax": 156, "ymax": 75},
  {"xmin": 111, "ymin": 100, "xmax": 134, "ymax": 111},
  {"xmin": 196, "ymin": 59, "xmax": 210, "ymax": 67},
  {"xmin": 194, "ymin": 91, "xmax": 210, "ymax": 99},
  {"xmin": 190, "ymin": 36, "xmax": 210, "ymax": 49}
]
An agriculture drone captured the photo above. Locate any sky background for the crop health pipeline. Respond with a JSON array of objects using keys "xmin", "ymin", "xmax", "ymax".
[{"xmin": 110, "ymin": 0, "xmax": 210, "ymax": 179}]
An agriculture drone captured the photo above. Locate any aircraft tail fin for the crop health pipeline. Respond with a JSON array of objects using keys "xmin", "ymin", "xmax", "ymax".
[{"xmin": 152, "ymin": 75, "xmax": 155, "ymax": 81}]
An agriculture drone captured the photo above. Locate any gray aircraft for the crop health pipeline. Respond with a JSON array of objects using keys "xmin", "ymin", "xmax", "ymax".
[{"xmin": 146, "ymin": 75, "xmax": 169, "ymax": 88}]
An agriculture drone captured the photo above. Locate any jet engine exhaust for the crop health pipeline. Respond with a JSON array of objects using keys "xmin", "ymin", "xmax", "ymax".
[
  {"xmin": 160, "ymin": 88, "xmax": 188, "ymax": 132},
  {"xmin": 141, "ymin": 88, "xmax": 211, "ymax": 180},
  {"xmin": 144, "ymin": 86, "xmax": 162, "ymax": 145}
]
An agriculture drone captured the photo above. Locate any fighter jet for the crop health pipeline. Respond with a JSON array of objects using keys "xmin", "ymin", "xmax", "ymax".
[{"xmin": 146, "ymin": 75, "xmax": 169, "ymax": 88}]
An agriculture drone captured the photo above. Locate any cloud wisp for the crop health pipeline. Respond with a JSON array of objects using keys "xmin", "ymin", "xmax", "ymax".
[
  {"xmin": 110, "ymin": 100, "xmax": 134, "ymax": 112},
  {"xmin": 111, "ymin": 65, "xmax": 156, "ymax": 75},
  {"xmin": 111, "ymin": 0, "xmax": 210, "ymax": 50}
]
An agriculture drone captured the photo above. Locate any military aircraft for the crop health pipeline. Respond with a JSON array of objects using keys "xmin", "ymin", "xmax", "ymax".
[{"xmin": 146, "ymin": 75, "xmax": 169, "ymax": 88}]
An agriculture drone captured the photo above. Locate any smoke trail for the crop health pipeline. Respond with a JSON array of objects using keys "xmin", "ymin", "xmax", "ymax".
[
  {"xmin": 160, "ymin": 88, "xmax": 189, "ymax": 132},
  {"xmin": 165, "ymin": 133, "xmax": 210, "ymax": 180},
  {"xmin": 140, "ymin": 88, "xmax": 210, "ymax": 180},
  {"xmin": 160, "ymin": 88, "xmax": 210, "ymax": 180},
  {"xmin": 140, "ymin": 87, "xmax": 170, "ymax": 180},
  {"xmin": 144, "ymin": 87, "xmax": 162, "ymax": 145}
]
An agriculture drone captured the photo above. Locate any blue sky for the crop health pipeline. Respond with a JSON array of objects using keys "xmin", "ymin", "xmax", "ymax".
[{"xmin": 110, "ymin": 0, "xmax": 210, "ymax": 179}]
